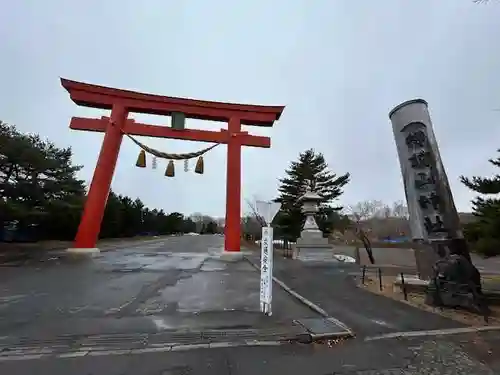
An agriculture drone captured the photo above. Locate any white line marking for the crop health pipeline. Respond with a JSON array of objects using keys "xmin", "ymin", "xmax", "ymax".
[
  {"xmin": 88, "ymin": 349, "xmax": 131, "ymax": 356},
  {"xmin": 0, "ymin": 354, "xmax": 45, "ymax": 361},
  {"xmin": 244, "ymin": 340, "xmax": 282, "ymax": 347},
  {"xmin": 371, "ymin": 319, "xmax": 395, "ymax": 328},
  {"xmin": 365, "ymin": 325, "xmax": 500, "ymax": 341},
  {"xmin": 130, "ymin": 346, "xmax": 172, "ymax": 354},
  {"xmin": 105, "ymin": 299, "xmax": 135, "ymax": 315},
  {"xmin": 208, "ymin": 342, "xmax": 240, "ymax": 349},
  {"xmin": 57, "ymin": 351, "xmax": 90, "ymax": 358},
  {"xmin": 170, "ymin": 343, "xmax": 212, "ymax": 352}
]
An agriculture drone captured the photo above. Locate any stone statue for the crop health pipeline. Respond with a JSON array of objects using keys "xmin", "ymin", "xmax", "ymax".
[{"xmin": 425, "ymin": 249, "xmax": 488, "ymax": 318}]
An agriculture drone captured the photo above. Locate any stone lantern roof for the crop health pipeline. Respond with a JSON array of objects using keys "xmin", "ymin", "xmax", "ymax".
[{"xmin": 298, "ymin": 188, "xmax": 323, "ymax": 202}]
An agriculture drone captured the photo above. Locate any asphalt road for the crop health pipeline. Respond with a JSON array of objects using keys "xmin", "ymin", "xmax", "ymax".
[
  {"xmin": 1, "ymin": 333, "xmax": 498, "ymax": 374},
  {"xmin": 0, "ymin": 235, "xmax": 318, "ymax": 339},
  {"xmin": 1, "ymin": 236, "xmax": 499, "ymax": 374}
]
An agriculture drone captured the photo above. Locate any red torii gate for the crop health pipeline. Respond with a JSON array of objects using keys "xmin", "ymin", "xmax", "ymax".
[{"xmin": 61, "ymin": 78, "xmax": 284, "ymax": 253}]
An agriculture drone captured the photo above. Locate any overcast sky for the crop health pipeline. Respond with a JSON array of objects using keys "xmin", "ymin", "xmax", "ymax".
[{"xmin": 1, "ymin": 0, "xmax": 499, "ymax": 218}]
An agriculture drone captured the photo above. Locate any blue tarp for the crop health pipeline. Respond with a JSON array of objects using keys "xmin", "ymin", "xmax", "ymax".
[{"xmin": 381, "ymin": 237, "xmax": 410, "ymax": 243}]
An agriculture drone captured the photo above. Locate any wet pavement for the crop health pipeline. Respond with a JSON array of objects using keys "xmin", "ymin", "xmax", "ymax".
[
  {"xmin": 1, "ymin": 333, "xmax": 498, "ymax": 374},
  {"xmin": 0, "ymin": 235, "xmax": 317, "ymax": 345},
  {"xmin": 246, "ymin": 248, "xmax": 465, "ymax": 338},
  {"xmin": 1, "ymin": 241, "xmax": 499, "ymax": 373}
]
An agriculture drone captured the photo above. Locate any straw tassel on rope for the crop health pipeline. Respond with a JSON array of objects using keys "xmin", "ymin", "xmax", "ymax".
[
  {"xmin": 165, "ymin": 160, "xmax": 175, "ymax": 177},
  {"xmin": 136, "ymin": 150, "xmax": 146, "ymax": 168},
  {"xmin": 126, "ymin": 132, "xmax": 218, "ymax": 176},
  {"xmin": 194, "ymin": 156, "xmax": 204, "ymax": 174}
]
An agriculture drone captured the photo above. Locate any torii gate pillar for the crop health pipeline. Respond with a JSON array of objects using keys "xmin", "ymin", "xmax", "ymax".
[{"xmin": 61, "ymin": 79, "xmax": 284, "ymax": 253}]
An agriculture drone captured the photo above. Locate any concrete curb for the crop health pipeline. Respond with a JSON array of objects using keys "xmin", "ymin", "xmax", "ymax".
[
  {"xmin": 0, "ymin": 340, "xmax": 285, "ymax": 362},
  {"xmin": 243, "ymin": 256, "xmax": 354, "ymax": 339},
  {"xmin": 364, "ymin": 325, "xmax": 500, "ymax": 341}
]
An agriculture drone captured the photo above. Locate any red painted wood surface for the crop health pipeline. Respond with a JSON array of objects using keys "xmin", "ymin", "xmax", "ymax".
[
  {"xmin": 73, "ymin": 106, "xmax": 128, "ymax": 249},
  {"xmin": 62, "ymin": 78, "xmax": 284, "ymax": 252},
  {"xmin": 61, "ymin": 78, "xmax": 284, "ymax": 126},
  {"xmin": 70, "ymin": 117, "xmax": 271, "ymax": 148}
]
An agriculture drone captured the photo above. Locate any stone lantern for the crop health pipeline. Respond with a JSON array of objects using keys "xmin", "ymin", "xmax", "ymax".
[{"xmin": 292, "ymin": 186, "xmax": 333, "ymax": 259}]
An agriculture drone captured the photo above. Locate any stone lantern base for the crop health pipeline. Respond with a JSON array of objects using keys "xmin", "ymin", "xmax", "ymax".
[
  {"xmin": 293, "ymin": 187, "xmax": 335, "ymax": 260},
  {"xmin": 292, "ymin": 229, "xmax": 333, "ymax": 259}
]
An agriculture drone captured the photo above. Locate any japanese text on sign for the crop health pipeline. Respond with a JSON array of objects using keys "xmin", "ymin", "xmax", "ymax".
[
  {"xmin": 260, "ymin": 227, "xmax": 273, "ymax": 306},
  {"xmin": 403, "ymin": 123, "xmax": 447, "ymax": 239}
]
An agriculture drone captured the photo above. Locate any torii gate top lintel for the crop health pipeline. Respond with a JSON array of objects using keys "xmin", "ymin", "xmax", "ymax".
[{"xmin": 60, "ymin": 78, "xmax": 284, "ymax": 126}]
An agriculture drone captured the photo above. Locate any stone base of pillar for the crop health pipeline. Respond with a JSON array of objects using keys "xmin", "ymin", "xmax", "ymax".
[
  {"xmin": 394, "ymin": 274, "xmax": 429, "ymax": 294},
  {"xmin": 218, "ymin": 251, "xmax": 244, "ymax": 262},
  {"xmin": 292, "ymin": 241, "xmax": 334, "ymax": 260},
  {"xmin": 66, "ymin": 248, "xmax": 100, "ymax": 257}
]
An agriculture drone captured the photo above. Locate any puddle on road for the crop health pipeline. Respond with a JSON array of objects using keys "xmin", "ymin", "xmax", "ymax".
[
  {"xmin": 147, "ymin": 312, "xmax": 264, "ymax": 332},
  {"xmin": 143, "ymin": 256, "xmax": 206, "ymax": 271},
  {"xmin": 200, "ymin": 260, "xmax": 227, "ymax": 272},
  {"xmin": 99, "ymin": 253, "xmax": 209, "ymax": 272},
  {"xmin": 149, "ymin": 271, "xmax": 259, "ymax": 314}
]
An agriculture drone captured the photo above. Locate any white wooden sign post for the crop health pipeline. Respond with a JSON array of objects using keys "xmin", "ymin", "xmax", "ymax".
[{"xmin": 256, "ymin": 200, "xmax": 281, "ymax": 316}]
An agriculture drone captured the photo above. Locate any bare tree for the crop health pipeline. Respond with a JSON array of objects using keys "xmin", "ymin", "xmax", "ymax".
[
  {"xmin": 189, "ymin": 212, "xmax": 216, "ymax": 233},
  {"xmin": 391, "ymin": 200, "xmax": 409, "ymax": 219},
  {"xmin": 348, "ymin": 200, "xmax": 410, "ymax": 237},
  {"xmin": 348, "ymin": 200, "xmax": 386, "ymax": 222},
  {"xmin": 245, "ymin": 197, "xmax": 266, "ymax": 228},
  {"xmin": 240, "ymin": 196, "xmax": 268, "ymax": 240},
  {"xmin": 346, "ymin": 201, "xmax": 381, "ymax": 264},
  {"xmin": 346, "ymin": 200, "xmax": 411, "ymax": 264},
  {"xmin": 241, "ymin": 215, "xmax": 261, "ymax": 238}
]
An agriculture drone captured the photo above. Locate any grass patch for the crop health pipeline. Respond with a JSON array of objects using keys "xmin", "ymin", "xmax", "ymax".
[{"xmin": 359, "ymin": 274, "xmax": 500, "ymax": 327}]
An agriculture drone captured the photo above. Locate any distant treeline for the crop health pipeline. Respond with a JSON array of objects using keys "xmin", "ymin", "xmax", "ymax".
[{"xmin": 0, "ymin": 121, "xmax": 218, "ymax": 242}]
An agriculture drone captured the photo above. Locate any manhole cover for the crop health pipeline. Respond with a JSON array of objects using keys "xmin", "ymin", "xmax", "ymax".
[{"xmin": 294, "ymin": 318, "xmax": 350, "ymax": 336}]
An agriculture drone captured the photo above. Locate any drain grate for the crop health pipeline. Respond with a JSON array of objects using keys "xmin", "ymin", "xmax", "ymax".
[
  {"xmin": 2, "ymin": 332, "xmax": 149, "ymax": 352},
  {"xmin": 0, "ymin": 324, "xmax": 310, "ymax": 354},
  {"xmin": 77, "ymin": 333, "xmax": 149, "ymax": 349},
  {"xmin": 294, "ymin": 318, "xmax": 351, "ymax": 338},
  {"xmin": 149, "ymin": 325, "xmax": 307, "ymax": 345}
]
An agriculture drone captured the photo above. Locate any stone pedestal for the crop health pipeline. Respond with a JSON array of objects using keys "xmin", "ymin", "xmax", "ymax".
[
  {"xmin": 292, "ymin": 187, "xmax": 333, "ymax": 259},
  {"xmin": 293, "ymin": 239, "xmax": 333, "ymax": 259},
  {"xmin": 394, "ymin": 274, "xmax": 429, "ymax": 294},
  {"xmin": 66, "ymin": 247, "xmax": 100, "ymax": 257},
  {"xmin": 412, "ymin": 242, "xmax": 441, "ymax": 280}
]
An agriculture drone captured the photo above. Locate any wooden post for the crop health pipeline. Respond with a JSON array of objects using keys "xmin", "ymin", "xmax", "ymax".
[
  {"xmin": 73, "ymin": 105, "xmax": 128, "ymax": 250},
  {"xmin": 224, "ymin": 117, "xmax": 242, "ymax": 252}
]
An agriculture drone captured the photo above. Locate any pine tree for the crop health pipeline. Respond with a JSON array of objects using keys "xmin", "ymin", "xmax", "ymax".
[
  {"xmin": 1, "ymin": 120, "xmax": 202, "ymax": 241},
  {"xmin": 274, "ymin": 149, "xmax": 350, "ymax": 239},
  {"xmin": 460, "ymin": 149, "xmax": 500, "ymax": 257}
]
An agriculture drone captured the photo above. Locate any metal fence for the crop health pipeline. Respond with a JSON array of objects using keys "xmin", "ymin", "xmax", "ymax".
[
  {"xmin": 359, "ymin": 265, "xmax": 490, "ymax": 322},
  {"xmin": 251, "ymin": 236, "xmax": 296, "ymax": 258}
]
